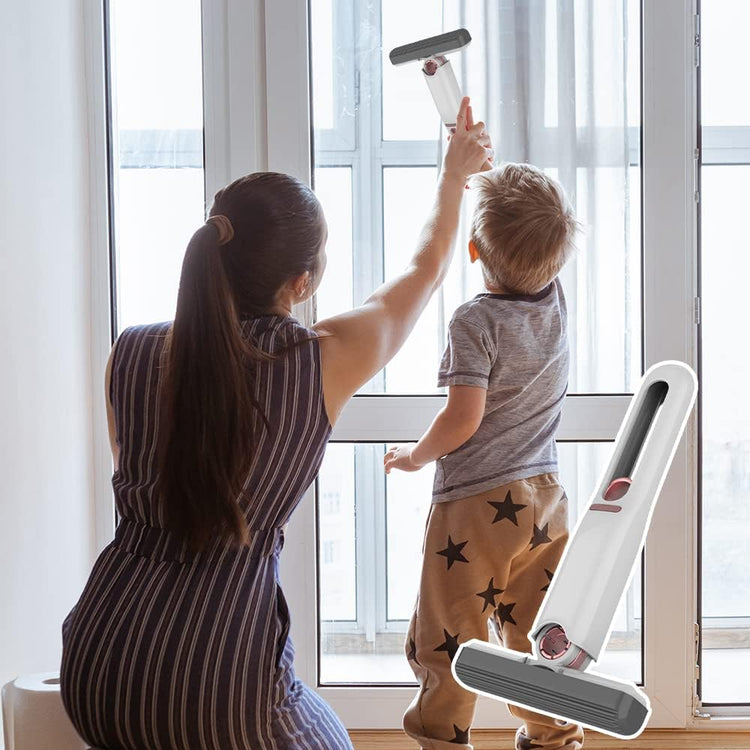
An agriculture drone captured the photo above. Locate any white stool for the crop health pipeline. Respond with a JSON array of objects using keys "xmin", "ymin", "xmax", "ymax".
[{"xmin": 1, "ymin": 672, "xmax": 94, "ymax": 750}]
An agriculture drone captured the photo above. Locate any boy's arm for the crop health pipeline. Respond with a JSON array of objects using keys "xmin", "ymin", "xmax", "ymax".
[{"xmin": 384, "ymin": 385, "xmax": 486, "ymax": 473}]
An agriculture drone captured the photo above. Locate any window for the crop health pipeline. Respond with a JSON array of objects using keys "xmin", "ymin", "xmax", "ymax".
[
  {"xmin": 310, "ymin": 0, "xmax": 644, "ymax": 699},
  {"xmin": 92, "ymin": 0, "xmax": 748, "ymax": 730},
  {"xmin": 312, "ymin": 0, "xmax": 641, "ymax": 395},
  {"xmin": 699, "ymin": 0, "xmax": 750, "ymax": 706},
  {"xmin": 106, "ymin": 0, "xmax": 206, "ymax": 332}
]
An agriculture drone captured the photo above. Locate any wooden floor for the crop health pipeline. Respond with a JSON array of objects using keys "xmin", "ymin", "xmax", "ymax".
[{"xmin": 349, "ymin": 729, "xmax": 750, "ymax": 749}]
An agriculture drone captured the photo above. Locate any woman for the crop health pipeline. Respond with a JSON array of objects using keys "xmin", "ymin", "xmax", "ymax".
[{"xmin": 60, "ymin": 98, "xmax": 491, "ymax": 749}]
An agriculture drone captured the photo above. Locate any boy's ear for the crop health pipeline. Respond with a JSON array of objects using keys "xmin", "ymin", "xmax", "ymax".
[{"xmin": 468, "ymin": 240, "xmax": 480, "ymax": 263}]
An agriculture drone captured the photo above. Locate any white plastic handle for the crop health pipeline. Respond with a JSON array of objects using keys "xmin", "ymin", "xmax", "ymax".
[
  {"xmin": 422, "ymin": 58, "xmax": 463, "ymax": 129},
  {"xmin": 531, "ymin": 361, "xmax": 697, "ymax": 661}
]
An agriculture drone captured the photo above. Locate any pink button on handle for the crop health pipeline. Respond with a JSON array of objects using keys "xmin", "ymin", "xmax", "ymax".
[
  {"xmin": 603, "ymin": 476, "xmax": 631, "ymax": 501},
  {"xmin": 539, "ymin": 625, "xmax": 571, "ymax": 660},
  {"xmin": 590, "ymin": 503, "xmax": 622, "ymax": 513}
]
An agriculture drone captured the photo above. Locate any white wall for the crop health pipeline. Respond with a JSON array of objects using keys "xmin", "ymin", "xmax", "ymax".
[{"xmin": 0, "ymin": 0, "xmax": 95, "ymax": 742}]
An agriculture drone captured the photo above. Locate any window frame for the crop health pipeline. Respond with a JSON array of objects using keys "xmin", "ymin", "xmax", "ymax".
[
  {"xmin": 84, "ymin": 0, "xmax": 117, "ymax": 554},
  {"xmin": 698, "ymin": 129, "xmax": 750, "ymax": 645},
  {"xmin": 696, "ymin": 0, "xmax": 750, "ymax": 711},
  {"xmin": 273, "ymin": 0, "xmax": 707, "ymax": 729}
]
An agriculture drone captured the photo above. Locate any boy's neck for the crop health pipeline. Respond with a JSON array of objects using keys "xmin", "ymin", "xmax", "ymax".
[
  {"xmin": 480, "ymin": 268, "xmax": 508, "ymax": 295},
  {"xmin": 484, "ymin": 282, "xmax": 508, "ymax": 294}
]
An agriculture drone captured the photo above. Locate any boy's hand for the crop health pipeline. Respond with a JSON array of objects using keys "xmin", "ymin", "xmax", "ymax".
[
  {"xmin": 442, "ymin": 97, "xmax": 493, "ymax": 182},
  {"xmin": 384, "ymin": 445, "xmax": 424, "ymax": 474},
  {"xmin": 461, "ymin": 101, "xmax": 495, "ymax": 172}
]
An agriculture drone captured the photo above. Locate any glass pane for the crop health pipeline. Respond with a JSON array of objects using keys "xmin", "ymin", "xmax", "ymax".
[
  {"xmin": 379, "ymin": 164, "xmax": 641, "ymax": 394},
  {"xmin": 311, "ymin": 0, "xmax": 642, "ymax": 394},
  {"xmin": 310, "ymin": 0, "xmax": 336, "ymax": 131},
  {"xmin": 701, "ymin": 1, "xmax": 750, "ymax": 127},
  {"xmin": 109, "ymin": 0, "xmax": 205, "ymax": 331},
  {"xmin": 318, "ymin": 441, "xmax": 642, "ymax": 684},
  {"xmin": 309, "ymin": 0, "xmax": 355, "ymax": 148},
  {"xmin": 700, "ymin": 165, "xmax": 750, "ymax": 704},
  {"xmin": 544, "ymin": 0, "xmax": 641, "ymax": 130},
  {"xmin": 382, "ymin": 167, "xmax": 443, "ymax": 392},
  {"xmin": 381, "ymin": 0, "xmax": 444, "ymax": 141},
  {"xmin": 117, "ymin": 170, "xmax": 206, "ymax": 328},
  {"xmin": 562, "ymin": 166, "xmax": 642, "ymax": 391},
  {"xmin": 386, "ymin": 462, "xmax": 435, "ymax": 620},
  {"xmin": 318, "ymin": 444, "xmax": 357, "ymax": 621},
  {"xmin": 314, "ymin": 167, "xmax": 354, "ymax": 321}
]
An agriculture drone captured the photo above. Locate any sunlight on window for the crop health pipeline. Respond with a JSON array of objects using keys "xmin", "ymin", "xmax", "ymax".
[
  {"xmin": 313, "ymin": 167, "xmax": 354, "ymax": 322},
  {"xmin": 109, "ymin": 0, "xmax": 205, "ymax": 331},
  {"xmin": 381, "ymin": 0, "xmax": 443, "ymax": 141},
  {"xmin": 382, "ymin": 167, "xmax": 442, "ymax": 392},
  {"xmin": 318, "ymin": 444, "xmax": 357, "ymax": 622},
  {"xmin": 310, "ymin": 0, "xmax": 335, "ymax": 131},
  {"xmin": 698, "ymin": 0, "xmax": 750, "ymax": 706},
  {"xmin": 701, "ymin": 166, "xmax": 750, "ymax": 704},
  {"xmin": 701, "ymin": 0, "xmax": 750, "ymax": 127},
  {"xmin": 311, "ymin": 0, "xmax": 645, "ymax": 688},
  {"xmin": 312, "ymin": 0, "xmax": 641, "ymax": 395}
]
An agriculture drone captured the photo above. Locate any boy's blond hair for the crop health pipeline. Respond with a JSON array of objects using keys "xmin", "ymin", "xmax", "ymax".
[{"xmin": 470, "ymin": 163, "xmax": 578, "ymax": 295}]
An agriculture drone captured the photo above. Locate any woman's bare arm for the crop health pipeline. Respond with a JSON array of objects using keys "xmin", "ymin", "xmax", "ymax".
[{"xmin": 314, "ymin": 98, "xmax": 491, "ymax": 424}]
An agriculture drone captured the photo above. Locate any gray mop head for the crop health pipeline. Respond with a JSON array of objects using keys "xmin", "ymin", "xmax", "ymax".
[
  {"xmin": 389, "ymin": 29, "xmax": 471, "ymax": 66},
  {"xmin": 453, "ymin": 641, "xmax": 650, "ymax": 739}
]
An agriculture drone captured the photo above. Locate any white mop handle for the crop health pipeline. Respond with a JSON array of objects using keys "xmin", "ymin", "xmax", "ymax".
[
  {"xmin": 532, "ymin": 361, "xmax": 697, "ymax": 661},
  {"xmin": 422, "ymin": 58, "xmax": 463, "ymax": 129}
]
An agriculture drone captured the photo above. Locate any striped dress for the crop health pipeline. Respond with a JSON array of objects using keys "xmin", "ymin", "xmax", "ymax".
[{"xmin": 60, "ymin": 315, "xmax": 353, "ymax": 750}]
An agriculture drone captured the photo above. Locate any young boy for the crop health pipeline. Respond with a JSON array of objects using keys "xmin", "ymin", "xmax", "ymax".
[{"xmin": 384, "ymin": 163, "xmax": 582, "ymax": 750}]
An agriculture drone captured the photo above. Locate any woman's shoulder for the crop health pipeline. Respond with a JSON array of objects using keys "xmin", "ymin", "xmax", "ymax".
[
  {"xmin": 112, "ymin": 321, "xmax": 172, "ymax": 369},
  {"xmin": 115, "ymin": 320, "xmax": 172, "ymax": 344},
  {"xmin": 242, "ymin": 314, "xmax": 320, "ymax": 350}
]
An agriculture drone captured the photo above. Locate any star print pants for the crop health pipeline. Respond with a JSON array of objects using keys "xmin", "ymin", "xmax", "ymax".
[{"xmin": 403, "ymin": 473, "xmax": 584, "ymax": 750}]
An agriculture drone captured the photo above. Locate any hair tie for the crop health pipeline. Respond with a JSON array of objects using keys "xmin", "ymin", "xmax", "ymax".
[{"xmin": 206, "ymin": 214, "xmax": 234, "ymax": 245}]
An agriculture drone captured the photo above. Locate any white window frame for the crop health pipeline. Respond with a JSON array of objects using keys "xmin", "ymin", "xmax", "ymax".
[
  {"xmin": 84, "ymin": 0, "xmax": 116, "ymax": 554},
  {"xmin": 81, "ymin": 0, "xmax": 750, "ymax": 733},
  {"xmin": 695, "ymin": 2, "xmax": 750, "ymax": 715}
]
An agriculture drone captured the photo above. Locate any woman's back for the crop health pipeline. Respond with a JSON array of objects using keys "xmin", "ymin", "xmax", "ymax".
[
  {"xmin": 111, "ymin": 315, "xmax": 330, "ymax": 539},
  {"xmin": 59, "ymin": 315, "xmax": 347, "ymax": 750}
]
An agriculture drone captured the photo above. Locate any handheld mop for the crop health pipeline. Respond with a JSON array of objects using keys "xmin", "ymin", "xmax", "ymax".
[
  {"xmin": 452, "ymin": 360, "xmax": 698, "ymax": 739},
  {"xmin": 389, "ymin": 29, "xmax": 472, "ymax": 131}
]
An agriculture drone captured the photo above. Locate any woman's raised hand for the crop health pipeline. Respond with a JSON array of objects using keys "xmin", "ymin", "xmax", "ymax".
[{"xmin": 442, "ymin": 96, "xmax": 494, "ymax": 182}]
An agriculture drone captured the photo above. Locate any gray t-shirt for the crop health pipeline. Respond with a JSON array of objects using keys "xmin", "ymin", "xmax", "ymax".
[{"xmin": 432, "ymin": 277, "xmax": 569, "ymax": 503}]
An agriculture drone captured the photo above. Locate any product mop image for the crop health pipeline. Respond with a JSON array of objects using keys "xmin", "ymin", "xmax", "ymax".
[
  {"xmin": 389, "ymin": 28, "xmax": 471, "ymax": 131},
  {"xmin": 452, "ymin": 360, "xmax": 698, "ymax": 739}
]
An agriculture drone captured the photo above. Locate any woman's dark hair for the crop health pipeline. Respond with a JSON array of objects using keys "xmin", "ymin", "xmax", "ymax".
[{"xmin": 158, "ymin": 172, "xmax": 326, "ymax": 551}]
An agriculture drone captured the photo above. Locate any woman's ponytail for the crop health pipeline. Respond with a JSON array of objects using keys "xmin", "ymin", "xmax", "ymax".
[
  {"xmin": 158, "ymin": 217, "xmax": 269, "ymax": 551},
  {"xmin": 156, "ymin": 173, "xmax": 326, "ymax": 551}
]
